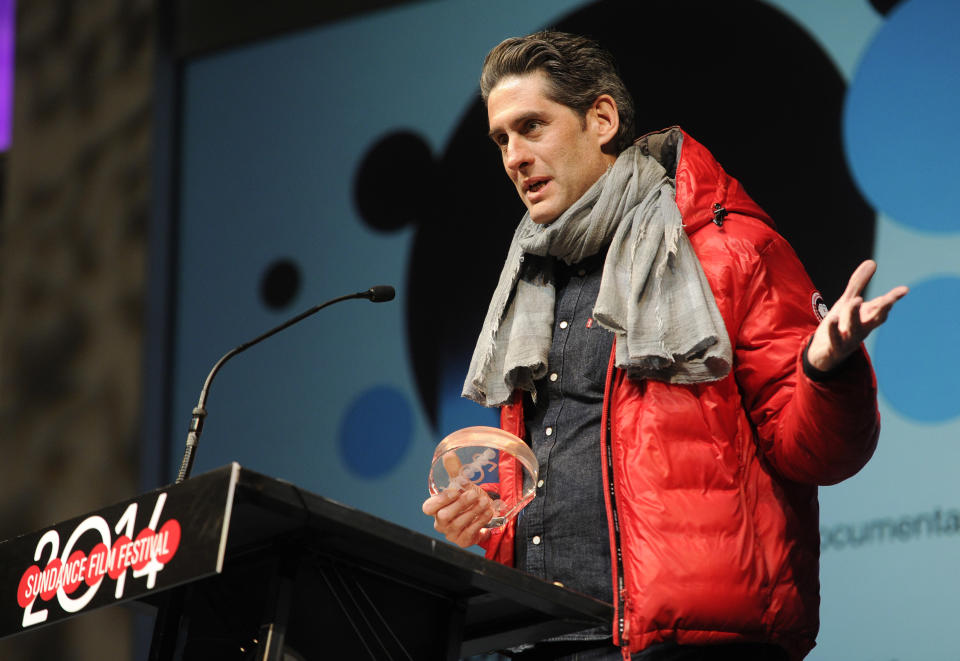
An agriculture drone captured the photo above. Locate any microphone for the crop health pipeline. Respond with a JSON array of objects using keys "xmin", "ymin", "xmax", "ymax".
[
  {"xmin": 174, "ymin": 285, "xmax": 396, "ymax": 483},
  {"xmin": 363, "ymin": 285, "xmax": 395, "ymax": 302}
]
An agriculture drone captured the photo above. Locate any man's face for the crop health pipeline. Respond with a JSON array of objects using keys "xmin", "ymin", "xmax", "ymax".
[{"xmin": 487, "ymin": 71, "xmax": 616, "ymax": 224}]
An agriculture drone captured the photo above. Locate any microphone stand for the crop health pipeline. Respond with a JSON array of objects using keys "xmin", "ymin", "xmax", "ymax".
[{"xmin": 175, "ymin": 286, "xmax": 395, "ymax": 483}]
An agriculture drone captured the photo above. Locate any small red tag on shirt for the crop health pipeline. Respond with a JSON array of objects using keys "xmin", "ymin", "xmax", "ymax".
[{"xmin": 586, "ymin": 318, "xmax": 594, "ymax": 328}]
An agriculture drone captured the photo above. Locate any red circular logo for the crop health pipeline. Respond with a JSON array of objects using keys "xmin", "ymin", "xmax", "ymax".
[
  {"xmin": 17, "ymin": 565, "xmax": 41, "ymax": 609},
  {"xmin": 108, "ymin": 536, "xmax": 131, "ymax": 580},
  {"xmin": 157, "ymin": 519, "xmax": 181, "ymax": 565},
  {"xmin": 85, "ymin": 542, "xmax": 109, "ymax": 586},
  {"xmin": 131, "ymin": 528, "xmax": 155, "ymax": 572},
  {"xmin": 63, "ymin": 550, "xmax": 87, "ymax": 595},
  {"xmin": 39, "ymin": 559, "xmax": 62, "ymax": 601}
]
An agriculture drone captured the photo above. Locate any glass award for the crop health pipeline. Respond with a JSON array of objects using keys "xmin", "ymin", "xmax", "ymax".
[{"xmin": 428, "ymin": 426, "xmax": 538, "ymax": 529}]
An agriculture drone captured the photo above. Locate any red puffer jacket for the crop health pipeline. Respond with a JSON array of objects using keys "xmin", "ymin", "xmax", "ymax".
[{"xmin": 480, "ymin": 128, "xmax": 879, "ymax": 660}]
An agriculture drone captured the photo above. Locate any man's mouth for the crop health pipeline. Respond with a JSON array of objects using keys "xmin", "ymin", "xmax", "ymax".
[{"xmin": 527, "ymin": 180, "xmax": 548, "ymax": 193}]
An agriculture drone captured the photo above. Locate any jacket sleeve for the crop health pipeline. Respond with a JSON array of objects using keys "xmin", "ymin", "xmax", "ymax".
[{"xmin": 732, "ymin": 233, "xmax": 880, "ymax": 485}]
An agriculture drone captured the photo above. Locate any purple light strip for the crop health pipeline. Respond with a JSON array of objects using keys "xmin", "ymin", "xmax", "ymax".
[{"xmin": 0, "ymin": 0, "xmax": 14, "ymax": 152}]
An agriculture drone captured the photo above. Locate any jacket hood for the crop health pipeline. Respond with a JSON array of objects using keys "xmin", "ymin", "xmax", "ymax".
[{"xmin": 634, "ymin": 127, "xmax": 775, "ymax": 235}]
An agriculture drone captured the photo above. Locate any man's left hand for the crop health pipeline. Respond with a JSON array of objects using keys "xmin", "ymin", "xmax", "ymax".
[{"xmin": 806, "ymin": 260, "xmax": 908, "ymax": 372}]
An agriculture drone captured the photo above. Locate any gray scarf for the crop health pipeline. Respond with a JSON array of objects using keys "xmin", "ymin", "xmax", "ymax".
[{"xmin": 462, "ymin": 145, "xmax": 732, "ymax": 408}]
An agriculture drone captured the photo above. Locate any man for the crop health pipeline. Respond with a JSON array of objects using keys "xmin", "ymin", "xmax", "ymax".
[{"xmin": 423, "ymin": 31, "xmax": 906, "ymax": 660}]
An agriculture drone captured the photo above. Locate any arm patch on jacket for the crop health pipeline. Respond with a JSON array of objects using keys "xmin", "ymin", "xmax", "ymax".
[{"xmin": 811, "ymin": 291, "xmax": 828, "ymax": 321}]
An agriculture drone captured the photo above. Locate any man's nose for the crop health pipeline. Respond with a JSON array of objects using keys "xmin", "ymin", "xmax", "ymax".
[{"xmin": 504, "ymin": 140, "xmax": 532, "ymax": 171}]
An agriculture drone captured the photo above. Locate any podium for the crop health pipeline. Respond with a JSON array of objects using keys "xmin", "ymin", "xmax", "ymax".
[{"xmin": 0, "ymin": 464, "xmax": 612, "ymax": 660}]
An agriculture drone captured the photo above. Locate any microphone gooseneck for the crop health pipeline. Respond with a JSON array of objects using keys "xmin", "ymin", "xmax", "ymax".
[{"xmin": 175, "ymin": 285, "xmax": 396, "ymax": 483}]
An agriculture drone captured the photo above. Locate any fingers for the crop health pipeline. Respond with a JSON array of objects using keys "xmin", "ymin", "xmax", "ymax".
[
  {"xmin": 834, "ymin": 261, "xmax": 908, "ymax": 333},
  {"xmin": 456, "ymin": 510, "xmax": 493, "ymax": 548},
  {"xmin": 842, "ymin": 296, "xmax": 864, "ymax": 340},
  {"xmin": 839, "ymin": 260, "xmax": 877, "ymax": 303},
  {"xmin": 422, "ymin": 490, "xmax": 454, "ymax": 516},
  {"xmin": 826, "ymin": 314, "xmax": 844, "ymax": 352},
  {"xmin": 444, "ymin": 491, "xmax": 494, "ymax": 547},
  {"xmin": 442, "ymin": 490, "xmax": 493, "ymax": 547},
  {"xmin": 890, "ymin": 284, "xmax": 910, "ymax": 300},
  {"xmin": 809, "ymin": 263, "xmax": 906, "ymax": 373},
  {"xmin": 423, "ymin": 487, "xmax": 494, "ymax": 548},
  {"xmin": 809, "ymin": 299, "xmax": 858, "ymax": 372},
  {"xmin": 861, "ymin": 285, "xmax": 909, "ymax": 327}
]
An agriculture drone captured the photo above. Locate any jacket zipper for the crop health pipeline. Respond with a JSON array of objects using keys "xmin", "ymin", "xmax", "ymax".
[{"xmin": 602, "ymin": 348, "xmax": 627, "ymax": 647}]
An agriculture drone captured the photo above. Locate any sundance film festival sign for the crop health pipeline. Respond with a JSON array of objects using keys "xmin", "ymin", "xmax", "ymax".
[{"xmin": 0, "ymin": 464, "xmax": 240, "ymax": 637}]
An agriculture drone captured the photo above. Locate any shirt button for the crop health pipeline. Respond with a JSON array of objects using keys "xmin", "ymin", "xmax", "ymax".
[
  {"xmin": 549, "ymin": 372, "xmax": 558, "ymax": 382},
  {"xmin": 537, "ymin": 479, "xmax": 544, "ymax": 488},
  {"xmin": 545, "ymin": 427, "xmax": 553, "ymax": 436},
  {"xmin": 577, "ymin": 268, "xmax": 586, "ymax": 277},
  {"xmin": 559, "ymin": 320, "xmax": 568, "ymax": 329},
  {"xmin": 532, "ymin": 535, "xmax": 542, "ymax": 545}
]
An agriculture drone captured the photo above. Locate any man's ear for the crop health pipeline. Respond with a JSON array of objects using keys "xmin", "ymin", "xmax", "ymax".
[{"xmin": 589, "ymin": 94, "xmax": 620, "ymax": 152}]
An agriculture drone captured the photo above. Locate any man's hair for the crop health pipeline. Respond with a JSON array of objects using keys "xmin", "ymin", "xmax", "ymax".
[{"xmin": 480, "ymin": 31, "xmax": 635, "ymax": 154}]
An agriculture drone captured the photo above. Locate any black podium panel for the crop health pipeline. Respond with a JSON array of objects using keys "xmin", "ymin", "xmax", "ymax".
[
  {"xmin": 1, "ymin": 465, "xmax": 613, "ymax": 660},
  {"xmin": 158, "ymin": 544, "xmax": 468, "ymax": 659},
  {"xmin": 0, "ymin": 465, "xmax": 238, "ymax": 639}
]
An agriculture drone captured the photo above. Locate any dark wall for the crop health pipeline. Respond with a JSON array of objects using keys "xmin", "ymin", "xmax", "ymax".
[{"xmin": 0, "ymin": 1, "xmax": 154, "ymax": 658}]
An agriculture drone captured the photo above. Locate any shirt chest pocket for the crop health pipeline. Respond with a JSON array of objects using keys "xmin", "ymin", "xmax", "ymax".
[{"xmin": 573, "ymin": 321, "xmax": 614, "ymax": 392}]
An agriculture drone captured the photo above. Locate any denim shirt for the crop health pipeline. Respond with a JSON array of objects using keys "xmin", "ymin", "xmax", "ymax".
[{"xmin": 516, "ymin": 251, "xmax": 615, "ymax": 640}]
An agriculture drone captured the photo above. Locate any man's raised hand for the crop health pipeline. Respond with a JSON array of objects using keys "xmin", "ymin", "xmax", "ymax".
[{"xmin": 806, "ymin": 260, "xmax": 908, "ymax": 372}]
